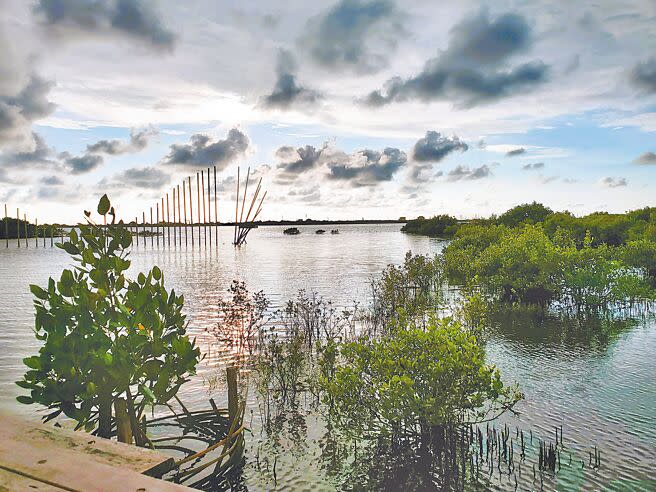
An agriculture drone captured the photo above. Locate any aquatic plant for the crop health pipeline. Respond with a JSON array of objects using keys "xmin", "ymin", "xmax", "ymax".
[
  {"xmin": 321, "ymin": 315, "xmax": 522, "ymax": 438},
  {"xmin": 17, "ymin": 195, "xmax": 200, "ymax": 442}
]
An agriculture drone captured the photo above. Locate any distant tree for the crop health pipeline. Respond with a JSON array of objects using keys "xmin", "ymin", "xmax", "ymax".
[{"xmin": 497, "ymin": 202, "xmax": 553, "ymax": 227}]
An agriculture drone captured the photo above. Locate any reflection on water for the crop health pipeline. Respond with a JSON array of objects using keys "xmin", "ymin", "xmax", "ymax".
[{"xmin": 1, "ymin": 224, "xmax": 655, "ymax": 490}]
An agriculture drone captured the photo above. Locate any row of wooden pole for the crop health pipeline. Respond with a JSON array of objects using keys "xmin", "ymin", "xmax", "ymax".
[
  {"xmin": 3, "ymin": 203, "xmax": 64, "ymax": 248},
  {"xmin": 132, "ymin": 166, "xmax": 220, "ymax": 250}
]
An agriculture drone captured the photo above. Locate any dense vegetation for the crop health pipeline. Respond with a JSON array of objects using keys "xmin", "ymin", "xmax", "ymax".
[
  {"xmin": 17, "ymin": 196, "xmax": 200, "ymax": 442},
  {"xmin": 401, "ymin": 214, "xmax": 459, "ymax": 238},
  {"xmin": 404, "ymin": 203, "xmax": 656, "ymax": 309}
]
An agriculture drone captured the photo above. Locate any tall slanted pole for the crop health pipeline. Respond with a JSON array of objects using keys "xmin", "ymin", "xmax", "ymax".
[
  {"xmin": 188, "ymin": 177, "xmax": 194, "ymax": 247},
  {"xmin": 196, "ymin": 172, "xmax": 201, "ymax": 247},
  {"xmin": 182, "ymin": 180, "xmax": 188, "ymax": 247},
  {"xmin": 4, "ymin": 204, "xmax": 8, "ymax": 248},
  {"xmin": 214, "ymin": 165, "xmax": 218, "ymax": 248},
  {"xmin": 207, "ymin": 167, "xmax": 212, "ymax": 248},
  {"xmin": 201, "ymin": 170, "xmax": 206, "ymax": 247},
  {"xmin": 177, "ymin": 184, "xmax": 182, "ymax": 248},
  {"xmin": 16, "ymin": 208, "xmax": 20, "ymax": 248},
  {"xmin": 234, "ymin": 167, "xmax": 240, "ymax": 244}
]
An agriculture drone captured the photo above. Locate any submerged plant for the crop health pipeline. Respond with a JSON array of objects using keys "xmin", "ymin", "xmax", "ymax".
[{"xmin": 17, "ymin": 195, "xmax": 200, "ymax": 442}]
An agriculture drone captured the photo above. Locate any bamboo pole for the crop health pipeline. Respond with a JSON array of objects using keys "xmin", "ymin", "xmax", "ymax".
[
  {"xmin": 207, "ymin": 168, "xmax": 212, "ymax": 248},
  {"xmin": 201, "ymin": 170, "xmax": 206, "ymax": 247},
  {"xmin": 239, "ymin": 167, "xmax": 250, "ymax": 226},
  {"xmin": 234, "ymin": 167, "xmax": 240, "ymax": 245},
  {"xmin": 172, "ymin": 187, "xmax": 177, "ymax": 248},
  {"xmin": 161, "ymin": 197, "xmax": 165, "ymax": 249},
  {"xmin": 237, "ymin": 179, "xmax": 262, "ymax": 245},
  {"xmin": 35, "ymin": 219, "xmax": 38, "ymax": 247},
  {"xmin": 196, "ymin": 172, "xmax": 201, "ymax": 246},
  {"xmin": 177, "ymin": 184, "xmax": 181, "ymax": 248},
  {"xmin": 182, "ymin": 179, "xmax": 188, "ymax": 247},
  {"xmin": 214, "ymin": 165, "xmax": 218, "ymax": 248},
  {"xmin": 150, "ymin": 207, "xmax": 154, "ymax": 248},
  {"xmin": 4, "ymin": 204, "xmax": 8, "ymax": 248},
  {"xmin": 50, "ymin": 221, "xmax": 53, "ymax": 247},
  {"xmin": 135, "ymin": 216, "xmax": 139, "ymax": 248},
  {"xmin": 156, "ymin": 203, "xmax": 160, "ymax": 248},
  {"xmin": 166, "ymin": 193, "xmax": 170, "ymax": 248},
  {"xmin": 16, "ymin": 208, "xmax": 20, "ymax": 248},
  {"xmin": 142, "ymin": 212, "xmax": 146, "ymax": 249},
  {"xmin": 42, "ymin": 220, "xmax": 46, "ymax": 247},
  {"xmin": 188, "ymin": 177, "xmax": 194, "ymax": 247},
  {"xmin": 24, "ymin": 214, "xmax": 28, "ymax": 248}
]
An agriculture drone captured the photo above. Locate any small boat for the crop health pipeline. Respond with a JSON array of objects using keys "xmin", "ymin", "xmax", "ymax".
[
  {"xmin": 316, "ymin": 229, "xmax": 326, "ymax": 234},
  {"xmin": 330, "ymin": 229, "xmax": 339, "ymax": 234},
  {"xmin": 284, "ymin": 227, "xmax": 300, "ymax": 235}
]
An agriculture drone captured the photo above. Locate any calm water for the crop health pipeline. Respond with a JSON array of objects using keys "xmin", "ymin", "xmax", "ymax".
[{"xmin": 1, "ymin": 224, "xmax": 654, "ymax": 491}]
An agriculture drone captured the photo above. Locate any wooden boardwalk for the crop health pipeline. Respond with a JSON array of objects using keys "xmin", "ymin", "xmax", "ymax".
[{"xmin": 0, "ymin": 412, "xmax": 192, "ymax": 491}]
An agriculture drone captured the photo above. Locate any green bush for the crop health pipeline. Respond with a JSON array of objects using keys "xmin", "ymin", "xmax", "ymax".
[
  {"xmin": 17, "ymin": 195, "xmax": 200, "ymax": 441},
  {"xmin": 321, "ymin": 316, "xmax": 521, "ymax": 436},
  {"xmin": 401, "ymin": 214, "xmax": 459, "ymax": 237}
]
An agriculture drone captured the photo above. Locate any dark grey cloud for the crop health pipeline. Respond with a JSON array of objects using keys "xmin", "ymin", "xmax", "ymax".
[
  {"xmin": 447, "ymin": 164, "xmax": 491, "ymax": 181},
  {"xmin": 301, "ymin": 0, "xmax": 403, "ymax": 73},
  {"xmin": 1, "ymin": 133, "xmax": 57, "ymax": 168},
  {"xmin": 506, "ymin": 147, "xmax": 526, "ymax": 157},
  {"xmin": 361, "ymin": 10, "xmax": 548, "ymax": 107},
  {"xmin": 412, "ymin": 131, "xmax": 468, "ymax": 162},
  {"xmin": 34, "ymin": 0, "xmax": 176, "ymax": 50},
  {"xmin": 327, "ymin": 147, "xmax": 406, "ymax": 186},
  {"xmin": 61, "ymin": 152, "xmax": 104, "ymax": 174},
  {"xmin": 161, "ymin": 129, "xmax": 249, "ymax": 169},
  {"xmin": 262, "ymin": 50, "xmax": 322, "ymax": 110},
  {"xmin": 599, "ymin": 176, "xmax": 627, "ymax": 188},
  {"xmin": 98, "ymin": 166, "xmax": 170, "ymax": 190},
  {"xmin": 0, "ymin": 75, "xmax": 56, "ymax": 149},
  {"xmin": 275, "ymin": 144, "xmax": 325, "ymax": 178},
  {"xmin": 522, "ymin": 162, "xmax": 544, "ymax": 170},
  {"xmin": 87, "ymin": 126, "xmax": 157, "ymax": 155},
  {"xmin": 630, "ymin": 57, "xmax": 656, "ymax": 93},
  {"xmin": 633, "ymin": 151, "xmax": 656, "ymax": 164}
]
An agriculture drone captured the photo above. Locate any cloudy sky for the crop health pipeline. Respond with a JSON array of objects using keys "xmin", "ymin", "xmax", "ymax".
[{"xmin": 1, "ymin": 0, "xmax": 655, "ymax": 223}]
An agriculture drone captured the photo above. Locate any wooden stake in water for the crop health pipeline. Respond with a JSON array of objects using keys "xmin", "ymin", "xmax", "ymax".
[
  {"xmin": 234, "ymin": 167, "xmax": 240, "ymax": 245},
  {"xmin": 207, "ymin": 168, "xmax": 212, "ymax": 248},
  {"xmin": 177, "ymin": 184, "xmax": 182, "ymax": 248},
  {"xmin": 4, "ymin": 204, "xmax": 8, "ymax": 248},
  {"xmin": 188, "ymin": 177, "xmax": 194, "ymax": 247},
  {"xmin": 214, "ymin": 165, "xmax": 218, "ymax": 248},
  {"xmin": 16, "ymin": 208, "xmax": 20, "ymax": 248},
  {"xmin": 150, "ymin": 206, "xmax": 154, "ymax": 248},
  {"xmin": 50, "ymin": 222, "xmax": 53, "ymax": 247},
  {"xmin": 161, "ymin": 197, "xmax": 165, "ymax": 249},
  {"xmin": 135, "ymin": 216, "xmax": 139, "ymax": 248},
  {"xmin": 156, "ymin": 203, "xmax": 160, "ymax": 248},
  {"xmin": 201, "ymin": 170, "xmax": 206, "ymax": 247},
  {"xmin": 42, "ymin": 220, "xmax": 46, "ymax": 248},
  {"xmin": 172, "ymin": 187, "xmax": 177, "ymax": 248},
  {"xmin": 166, "ymin": 193, "xmax": 171, "ymax": 248},
  {"xmin": 182, "ymin": 180, "xmax": 188, "ymax": 247},
  {"xmin": 196, "ymin": 172, "xmax": 201, "ymax": 246},
  {"xmin": 142, "ymin": 212, "xmax": 146, "ymax": 249},
  {"xmin": 24, "ymin": 214, "xmax": 28, "ymax": 249},
  {"xmin": 35, "ymin": 219, "xmax": 38, "ymax": 248}
]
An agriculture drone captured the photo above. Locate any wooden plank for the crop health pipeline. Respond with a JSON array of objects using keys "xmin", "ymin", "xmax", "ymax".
[
  {"xmin": 0, "ymin": 412, "xmax": 173, "ymax": 476},
  {"xmin": 0, "ymin": 467, "xmax": 64, "ymax": 491},
  {"xmin": 0, "ymin": 439, "xmax": 192, "ymax": 492}
]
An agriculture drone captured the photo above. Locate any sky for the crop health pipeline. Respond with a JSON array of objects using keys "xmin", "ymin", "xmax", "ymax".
[{"xmin": 0, "ymin": 0, "xmax": 655, "ymax": 223}]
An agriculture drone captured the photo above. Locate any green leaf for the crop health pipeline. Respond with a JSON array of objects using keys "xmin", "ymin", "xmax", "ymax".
[
  {"xmin": 152, "ymin": 266, "xmax": 161, "ymax": 281},
  {"xmin": 16, "ymin": 395, "xmax": 34, "ymax": 405},
  {"xmin": 23, "ymin": 356, "xmax": 41, "ymax": 370},
  {"xmin": 139, "ymin": 384, "xmax": 156, "ymax": 404},
  {"xmin": 62, "ymin": 242, "xmax": 80, "ymax": 256},
  {"xmin": 30, "ymin": 284, "xmax": 48, "ymax": 300},
  {"xmin": 97, "ymin": 194, "xmax": 110, "ymax": 215}
]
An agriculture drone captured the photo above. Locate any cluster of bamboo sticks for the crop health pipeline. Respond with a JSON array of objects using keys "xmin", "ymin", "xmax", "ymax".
[
  {"xmin": 132, "ymin": 166, "xmax": 220, "ymax": 250},
  {"xmin": 233, "ymin": 166, "xmax": 267, "ymax": 246}
]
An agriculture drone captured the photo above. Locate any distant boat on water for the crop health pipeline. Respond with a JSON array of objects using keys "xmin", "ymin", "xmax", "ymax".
[
  {"xmin": 331, "ymin": 229, "xmax": 339, "ymax": 234},
  {"xmin": 316, "ymin": 229, "xmax": 326, "ymax": 234},
  {"xmin": 284, "ymin": 227, "xmax": 300, "ymax": 235}
]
